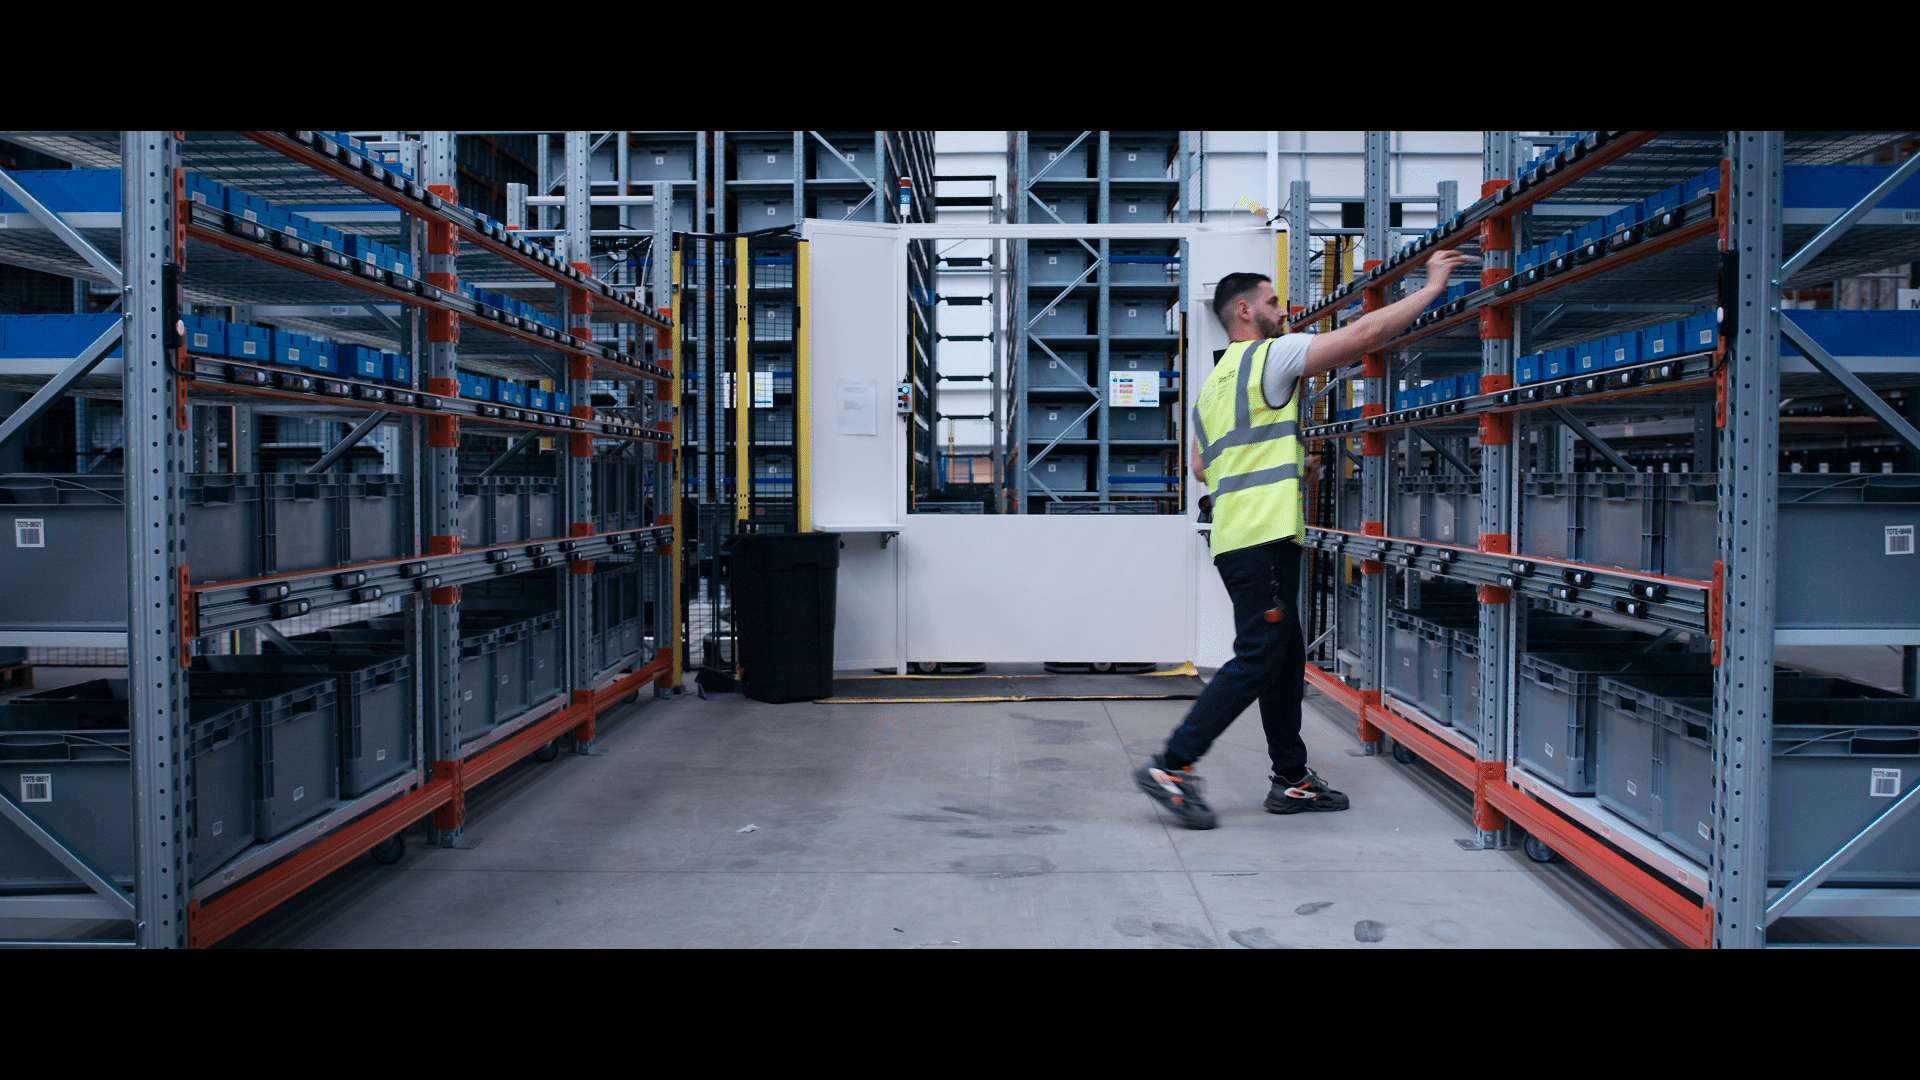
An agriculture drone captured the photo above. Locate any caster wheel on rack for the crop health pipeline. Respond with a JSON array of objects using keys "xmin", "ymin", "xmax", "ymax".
[
  {"xmin": 533, "ymin": 740, "xmax": 561, "ymax": 763},
  {"xmin": 1523, "ymin": 834, "xmax": 1558, "ymax": 864},
  {"xmin": 622, "ymin": 691, "xmax": 640, "ymax": 704},
  {"xmin": 1391, "ymin": 741, "xmax": 1417, "ymax": 765},
  {"xmin": 371, "ymin": 834, "xmax": 404, "ymax": 865}
]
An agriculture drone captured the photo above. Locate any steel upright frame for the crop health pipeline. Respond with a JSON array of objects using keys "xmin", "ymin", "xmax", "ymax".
[
  {"xmin": 1298, "ymin": 129, "xmax": 1920, "ymax": 947},
  {"xmin": 0, "ymin": 131, "xmax": 679, "ymax": 945},
  {"xmin": 1009, "ymin": 131, "xmax": 1190, "ymax": 512}
]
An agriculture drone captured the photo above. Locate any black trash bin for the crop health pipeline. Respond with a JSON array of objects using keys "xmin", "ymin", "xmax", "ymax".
[{"xmin": 726, "ymin": 532, "xmax": 841, "ymax": 703}]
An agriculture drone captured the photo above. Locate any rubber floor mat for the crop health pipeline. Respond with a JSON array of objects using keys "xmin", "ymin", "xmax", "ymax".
[{"xmin": 820, "ymin": 663, "xmax": 1206, "ymax": 704}]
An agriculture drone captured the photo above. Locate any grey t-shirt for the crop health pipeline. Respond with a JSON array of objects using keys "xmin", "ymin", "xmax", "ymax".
[{"xmin": 1259, "ymin": 334, "xmax": 1312, "ymax": 412}]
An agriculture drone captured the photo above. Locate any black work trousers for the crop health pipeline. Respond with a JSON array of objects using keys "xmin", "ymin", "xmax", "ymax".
[{"xmin": 1162, "ymin": 538, "xmax": 1308, "ymax": 780}]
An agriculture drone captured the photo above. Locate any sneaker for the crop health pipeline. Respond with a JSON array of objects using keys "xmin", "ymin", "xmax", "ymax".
[
  {"xmin": 1135, "ymin": 754, "xmax": 1218, "ymax": 830},
  {"xmin": 1264, "ymin": 767, "xmax": 1351, "ymax": 814}
]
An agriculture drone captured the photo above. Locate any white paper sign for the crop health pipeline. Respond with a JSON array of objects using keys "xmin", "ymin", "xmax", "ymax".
[
  {"xmin": 837, "ymin": 378, "xmax": 877, "ymax": 436},
  {"xmin": 1109, "ymin": 371, "xmax": 1159, "ymax": 407},
  {"xmin": 753, "ymin": 371, "xmax": 774, "ymax": 409}
]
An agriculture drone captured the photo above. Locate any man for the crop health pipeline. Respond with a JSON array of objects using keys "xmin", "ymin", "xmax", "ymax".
[{"xmin": 1136, "ymin": 248, "xmax": 1473, "ymax": 829}]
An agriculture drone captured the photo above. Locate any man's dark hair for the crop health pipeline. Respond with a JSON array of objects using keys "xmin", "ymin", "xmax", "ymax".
[{"xmin": 1212, "ymin": 272, "xmax": 1271, "ymax": 328}]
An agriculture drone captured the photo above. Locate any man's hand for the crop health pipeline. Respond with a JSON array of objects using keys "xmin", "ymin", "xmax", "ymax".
[{"xmin": 1423, "ymin": 248, "xmax": 1473, "ymax": 294}]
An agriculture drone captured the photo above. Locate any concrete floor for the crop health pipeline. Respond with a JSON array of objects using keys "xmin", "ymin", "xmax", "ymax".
[{"xmin": 220, "ymin": 681, "xmax": 1667, "ymax": 949}]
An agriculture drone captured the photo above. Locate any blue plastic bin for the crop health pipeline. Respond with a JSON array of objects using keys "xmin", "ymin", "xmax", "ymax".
[
  {"xmin": 309, "ymin": 340, "xmax": 340, "ymax": 375},
  {"xmin": 1639, "ymin": 321, "xmax": 1678, "ymax": 362},
  {"xmin": 1784, "ymin": 164, "xmax": 1920, "ymax": 211},
  {"xmin": 1602, "ymin": 332, "xmax": 1639, "ymax": 370},
  {"xmin": 0, "ymin": 169, "xmax": 121, "ymax": 214},
  {"xmin": 1571, "ymin": 337, "xmax": 1604, "ymax": 374},
  {"xmin": 457, "ymin": 372, "xmax": 492, "ymax": 400},
  {"xmin": 339, "ymin": 344, "xmax": 383, "ymax": 379},
  {"xmin": 185, "ymin": 172, "xmax": 227, "ymax": 209},
  {"xmin": 226, "ymin": 189, "xmax": 271, "ymax": 223},
  {"xmin": 383, "ymin": 352, "xmax": 411, "ymax": 385},
  {"xmin": 1680, "ymin": 312, "xmax": 1718, "ymax": 354},
  {"xmin": 183, "ymin": 314, "xmax": 224, "ymax": 355},
  {"xmin": 226, "ymin": 323, "xmax": 269, "ymax": 361},
  {"xmin": 1780, "ymin": 310, "xmax": 1920, "ymax": 358},
  {"xmin": 527, "ymin": 388, "xmax": 549, "ymax": 412},
  {"xmin": 496, "ymin": 382, "xmax": 528, "ymax": 408}
]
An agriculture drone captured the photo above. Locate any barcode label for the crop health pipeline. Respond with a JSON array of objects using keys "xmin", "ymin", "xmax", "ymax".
[
  {"xmin": 15, "ymin": 519, "xmax": 44, "ymax": 548},
  {"xmin": 21, "ymin": 774, "xmax": 51, "ymax": 803},
  {"xmin": 1626, "ymin": 780, "xmax": 1638, "ymax": 796},
  {"xmin": 1543, "ymin": 742, "xmax": 1555, "ymax": 758},
  {"xmin": 1887, "ymin": 526, "xmax": 1914, "ymax": 555},
  {"xmin": 292, "ymin": 786, "xmax": 305, "ymax": 803},
  {"xmin": 1872, "ymin": 768, "xmax": 1901, "ymax": 797},
  {"xmin": 1698, "ymin": 820, "xmax": 1711, "ymax": 841}
]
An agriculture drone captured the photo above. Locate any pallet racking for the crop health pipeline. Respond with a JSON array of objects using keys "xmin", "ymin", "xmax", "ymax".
[
  {"xmin": 1300, "ymin": 131, "xmax": 1920, "ymax": 947},
  {"xmin": 0, "ymin": 131, "xmax": 678, "ymax": 947},
  {"xmin": 1007, "ymin": 132, "xmax": 1193, "ymax": 513}
]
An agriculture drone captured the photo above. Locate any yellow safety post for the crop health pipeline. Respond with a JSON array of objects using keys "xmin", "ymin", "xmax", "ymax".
[
  {"xmin": 1275, "ymin": 228, "xmax": 1288, "ymax": 323},
  {"xmin": 796, "ymin": 239, "xmax": 812, "ymax": 532},
  {"xmin": 734, "ymin": 236, "xmax": 750, "ymax": 527}
]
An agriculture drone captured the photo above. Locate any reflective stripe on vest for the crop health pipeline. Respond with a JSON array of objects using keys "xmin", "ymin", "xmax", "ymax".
[{"xmin": 1196, "ymin": 337, "xmax": 1306, "ymax": 556}]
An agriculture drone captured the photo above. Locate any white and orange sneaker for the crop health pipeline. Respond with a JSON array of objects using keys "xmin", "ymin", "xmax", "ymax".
[{"xmin": 1134, "ymin": 754, "xmax": 1218, "ymax": 830}]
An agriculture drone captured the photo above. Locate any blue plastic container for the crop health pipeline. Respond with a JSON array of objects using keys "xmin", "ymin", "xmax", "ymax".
[
  {"xmin": 0, "ymin": 314, "xmax": 123, "ymax": 359},
  {"xmin": 338, "ymin": 344, "xmax": 383, "ymax": 380},
  {"xmin": 550, "ymin": 391, "xmax": 570, "ymax": 414},
  {"xmin": 1602, "ymin": 332, "xmax": 1639, "ymax": 370},
  {"xmin": 183, "ymin": 314, "xmax": 224, "ymax": 355},
  {"xmin": 1639, "ymin": 321, "xmax": 1678, "ymax": 362},
  {"xmin": 226, "ymin": 189, "xmax": 271, "ymax": 224},
  {"xmin": 1780, "ymin": 310, "xmax": 1920, "ymax": 358},
  {"xmin": 496, "ymin": 382, "xmax": 528, "ymax": 408},
  {"xmin": 1680, "ymin": 312, "xmax": 1718, "ymax": 354},
  {"xmin": 383, "ymin": 352, "xmax": 411, "ymax": 385},
  {"xmin": 1395, "ymin": 388, "xmax": 1416, "ymax": 410},
  {"xmin": 457, "ymin": 372, "xmax": 492, "ymax": 400},
  {"xmin": 226, "ymin": 323, "xmax": 270, "ymax": 361},
  {"xmin": 1516, "ymin": 353, "xmax": 1542, "ymax": 384},
  {"xmin": 1684, "ymin": 166, "xmax": 1721, "ymax": 202},
  {"xmin": 1784, "ymin": 164, "xmax": 1920, "ymax": 211},
  {"xmin": 185, "ymin": 173, "xmax": 227, "ymax": 210},
  {"xmin": 526, "ymin": 388, "xmax": 549, "ymax": 412},
  {"xmin": 1541, "ymin": 347, "xmax": 1572, "ymax": 380},
  {"xmin": 0, "ymin": 169, "xmax": 121, "ymax": 214},
  {"xmin": 1571, "ymin": 337, "xmax": 1605, "ymax": 374},
  {"xmin": 272, "ymin": 329, "xmax": 313, "ymax": 369},
  {"xmin": 309, "ymin": 341, "xmax": 339, "ymax": 375}
]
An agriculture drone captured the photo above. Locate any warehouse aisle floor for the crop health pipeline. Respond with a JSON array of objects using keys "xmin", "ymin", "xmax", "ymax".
[{"xmin": 224, "ymin": 679, "xmax": 1668, "ymax": 949}]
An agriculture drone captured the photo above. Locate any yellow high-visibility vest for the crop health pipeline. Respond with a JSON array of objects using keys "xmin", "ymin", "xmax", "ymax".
[{"xmin": 1191, "ymin": 338, "xmax": 1305, "ymax": 557}]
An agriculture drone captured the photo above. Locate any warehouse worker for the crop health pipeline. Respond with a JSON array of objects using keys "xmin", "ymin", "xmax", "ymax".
[{"xmin": 1135, "ymin": 248, "xmax": 1474, "ymax": 829}]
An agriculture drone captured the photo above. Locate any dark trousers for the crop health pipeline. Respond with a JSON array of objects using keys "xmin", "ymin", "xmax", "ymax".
[{"xmin": 1163, "ymin": 539, "xmax": 1307, "ymax": 780}]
